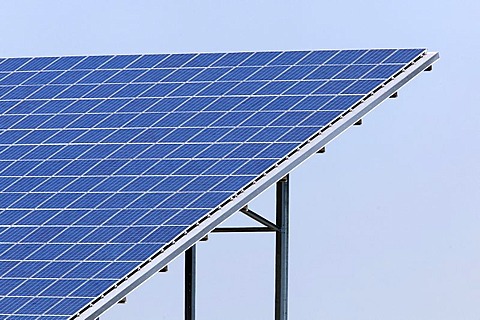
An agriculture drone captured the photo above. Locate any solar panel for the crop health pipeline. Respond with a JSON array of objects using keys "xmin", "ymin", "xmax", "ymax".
[{"xmin": 0, "ymin": 49, "xmax": 438, "ymax": 319}]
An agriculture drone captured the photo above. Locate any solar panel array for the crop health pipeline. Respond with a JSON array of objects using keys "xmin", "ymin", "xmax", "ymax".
[{"xmin": 0, "ymin": 48, "xmax": 426, "ymax": 319}]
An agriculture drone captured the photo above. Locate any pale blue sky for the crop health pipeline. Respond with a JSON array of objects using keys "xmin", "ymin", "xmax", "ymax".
[{"xmin": 0, "ymin": 1, "xmax": 478, "ymax": 319}]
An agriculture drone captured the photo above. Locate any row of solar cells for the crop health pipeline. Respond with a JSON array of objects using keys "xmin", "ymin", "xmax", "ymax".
[
  {"xmin": 0, "ymin": 223, "xmax": 190, "ymax": 243},
  {"xmin": 0, "ymin": 49, "xmax": 424, "ymax": 72},
  {"xmin": 0, "ymin": 177, "xmax": 243, "ymax": 208},
  {"xmin": 0, "ymin": 94, "xmax": 360, "ymax": 118},
  {"xmin": 0, "ymin": 234, "xmax": 183, "ymax": 261},
  {"xmin": 0, "ymin": 78, "xmax": 386, "ymax": 101},
  {"xmin": 0, "ymin": 64, "xmax": 406, "ymax": 88},
  {"xmin": 0, "ymin": 173, "xmax": 255, "ymax": 194},
  {"xmin": 1, "ymin": 110, "xmax": 346, "ymax": 135},
  {"xmin": 0, "ymin": 295, "xmax": 98, "ymax": 318},
  {"xmin": 0, "ymin": 208, "xmax": 202, "ymax": 226},
  {"xmin": 0, "ymin": 138, "xmax": 303, "ymax": 159}
]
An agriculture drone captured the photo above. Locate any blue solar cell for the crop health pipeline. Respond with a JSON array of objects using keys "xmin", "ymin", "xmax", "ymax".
[
  {"xmin": 135, "ymin": 209, "xmax": 178, "ymax": 225},
  {"xmin": 261, "ymin": 96, "xmax": 303, "ymax": 111},
  {"xmin": 269, "ymin": 51, "xmax": 310, "ymax": 65},
  {"xmin": 0, "ymin": 58, "xmax": 31, "ymax": 71},
  {"xmin": 87, "ymin": 244, "xmax": 131, "ymax": 261},
  {"xmin": 319, "ymin": 96, "xmax": 362, "ymax": 111},
  {"xmin": 0, "ymin": 72, "xmax": 36, "ymax": 85},
  {"xmin": 334, "ymin": 65, "xmax": 375, "ymax": 79},
  {"xmin": 113, "ymin": 83, "xmax": 154, "ymax": 98},
  {"xmin": 277, "ymin": 65, "xmax": 317, "ymax": 80},
  {"xmin": 299, "ymin": 50, "xmax": 338, "ymax": 65},
  {"xmin": 155, "ymin": 54, "xmax": 196, "ymax": 68},
  {"xmin": 0, "ymin": 100, "xmax": 18, "ymax": 113},
  {"xmin": 11, "ymin": 279, "xmax": 55, "ymax": 296},
  {"xmin": 342, "ymin": 80, "xmax": 383, "ymax": 94},
  {"xmin": 78, "ymin": 70, "xmax": 117, "ymax": 84},
  {"xmin": 292, "ymin": 96, "xmax": 333, "ymax": 110},
  {"xmin": 278, "ymin": 126, "xmax": 320, "ymax": 142},
  {"xmin": 48, "ymin": 298, "xmax": 93, "ymax": 315},
  {"xmin": 51, "ymin": 70, "xmax": 90, "ymax": 84},
  {"xmin": 198, "ymin": 81, "xmax": 238, "ymax": 96},
  {"xmin": 212, "ymin": 52, "xmax": 252, "ymax": 67},
  {"xmin": 37, "ymin": 100, "xmax": 75, "ymax": 114},
  {"xmin": 17, "ymin": 297, "xmax": 61, "ymax": 314},
  {"xmin": 128, "ymin": 193, "xmax": 171, "ymax": 209},
  {"xmin": 0, "ymin": 244, "xmax": 42, "ymax": 260},
  {"xmin": 220, "ymin": 128, "xmax": 261, "ymax": 142},
  {"xmin": 24, "ymin": 71, "xmax": 62, "ymax": 85},
  {"xmin": 113, "ymin": 160, "xmax": 157, "ymax": 175},
  {"xmin": 99, "ymin": 55, "xmax": 140, "ymax": 69},
  {"xmin": 46, "ymin": 130, "xmax": 84, "ymax": 144},
  {"xmin": 219, "ymin": 67, "xmax": 259, "ymax": 81},
  {"xmin": 95, "ymin": 261, "xmax": 140, "ymax": 278},
  {"xmin": 174, "ymin": 160, "xmax": 215, "ymax": 175},
  {"xmin": 188, "ymin": 192, "xmax": 230, "ymax": 209},
  {"xmin": 232, "ymin": 96, "xmax": 274, "ymax": 111},
  {"xmin": 355, "ymin": 49, "xmax": 395, "ymax": 64},
  {"xmin": 241, "ymin": 52, "xmax": 281, "ymax": 66},
  {"xmin": 81, "ymin": 227, "xmax": 126, "ymax": 243},
  {"xmin": 19, "ymin": 57, "xmax": 58, "ymax": 71},
  {"xmin": 227, "ymin": 81, "xmax": 267, "ymax": 95},
  {"xmin": 107, "ymin": 69, "xmax": 145, "ymax": 83},
  {"xmin": 45, "ymin": 56, "xmax": 85, "ymax": 70},
  {"xmin": 41, "ymin": 279, "xmax": 85, "ymax": 296},
  {"xmin": 3, "ymin": 85, "xmax": 41, "ymax": 100},
  {"xmin": 249, "ymin": 127, "xmax": 290, "ymax": 142},
  {"xmin": 57, "ymin": 84, "xmax": 97, "ymax": 99},
  {"xmin": 0, "ymin": 49, "xmax": 428, "ymax": 319},
  {"xmin": 53, "ymin": 227, "xmax": 94, "ymax": 243},
  {"xmin": 5, "ymin": 261, "xmax": 47, "ymax": 277},
  {"xmin": 384, "ymin": 49, "xmax": 424, "ymax": 64},
  {"xmin": 212, "ymin": 111, "xmax": 252, "ymax": 126},
  {"xmin": 128, "ymin": 54, "xmax": 168, "ymax": 69},
  {"xmin": 192, "ymin": 68, "xmax": 231, "ymax": 81},
  {"xmin": 141, "ymin": 83, "xmax": 180, "ymax": 97},
  {"xmin": 162, "ymin": 128, "xmax": 201, "ymax": 142},
  {"xmin": 170, "ymin": 82, "xmax": 209, "ymax": 96},
  {"xmin": 227, "ymin": 143, "xmax": 269, "ymax": 158},
  {"xmin": 143, "ymin": 226, "xmax": 188, "ymax": 242},
  {"xmin": 73, "ymin": 56, "xmax": 112, "ymax": 70},
  {"xmin": 255, "ymin": 81, "xmax": 296, "ymax": 95},
  {"xmin": 104, "ymin": 209, "xmax": 146, "ymax": 225},
  {"xmin": 314, "ymin": 80, "xmax": 354, "ymax": 94},
  {"xmin": 135, "ymin": 69, "xmax": 173, "ymax": 82},
  {"xmin": 197, "ymin": 143, "xmax": 239, "ymax": 159},
  {"xmin": 163, "ymin": 68, "xmax": 202, "ymax": 82},
  {"xmin": 45, "ymin": 210, "xmax": 87, "ymax": 226},
  {"xmin": 248, "ymin": 66, "xmax": 288, "ymax": 80},
  {"xmin": 184, "ymin": 53, "xmax": 224, "ymax": 67},
  {"xmin": 363, "ymin": 64, "xmax": 403, "ymax": 79},
  {"xmin": 158, "ymin": 193, "xmax": 200, "ymax": 209},
  {"xmin": 204, "ymin": 96, "xmax": 244, "ymax": 111},
  {"xmin": 130, "ymin": 128, "xmax": 171, "ymax": 143},
  {"xmin": 72, "ymin": 279, "xmax": 115, "ymax": 297},
  {"xmin": 285, "ymin": 81, "xmax": 326, "ymax": 95},
  {"xmin": 326, "ymin": 50, "xmax": 367, "ymax": 64}
]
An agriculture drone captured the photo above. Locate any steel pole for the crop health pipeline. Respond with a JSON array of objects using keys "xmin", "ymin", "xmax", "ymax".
[{"xmin": 275, "ymin": 175, "xmax": 289, "ymax": 320}]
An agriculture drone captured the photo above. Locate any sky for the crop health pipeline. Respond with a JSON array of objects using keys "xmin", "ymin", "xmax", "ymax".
[{"xmin": 0, "ymin": 1, "xmax": 479, "ymax": 319}]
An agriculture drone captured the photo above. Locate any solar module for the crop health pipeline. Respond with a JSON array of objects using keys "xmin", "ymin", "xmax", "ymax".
[{"xmin": 0, "ymin": 49, "xmax": 438, "ymax": 319}]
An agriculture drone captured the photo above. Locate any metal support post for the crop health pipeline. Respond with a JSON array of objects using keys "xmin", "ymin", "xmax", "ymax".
[
  {"xmin": 185, "ymin": 245, "xmax": 196, "ymax": 320},
  {"xmin": 275, "ymin": 175, "xmax": 289, "ymax": 320}
]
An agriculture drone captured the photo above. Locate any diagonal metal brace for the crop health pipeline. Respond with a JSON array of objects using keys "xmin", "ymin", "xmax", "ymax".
[{"xmin": 239, "ymin": 206, "xmax": 280, "ymax": 232}]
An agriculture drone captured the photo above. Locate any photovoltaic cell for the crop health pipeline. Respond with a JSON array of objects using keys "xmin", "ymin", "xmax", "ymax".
[{"xmin": 0, "ymin": 48, "xmax": 429, "ymax": 319}]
